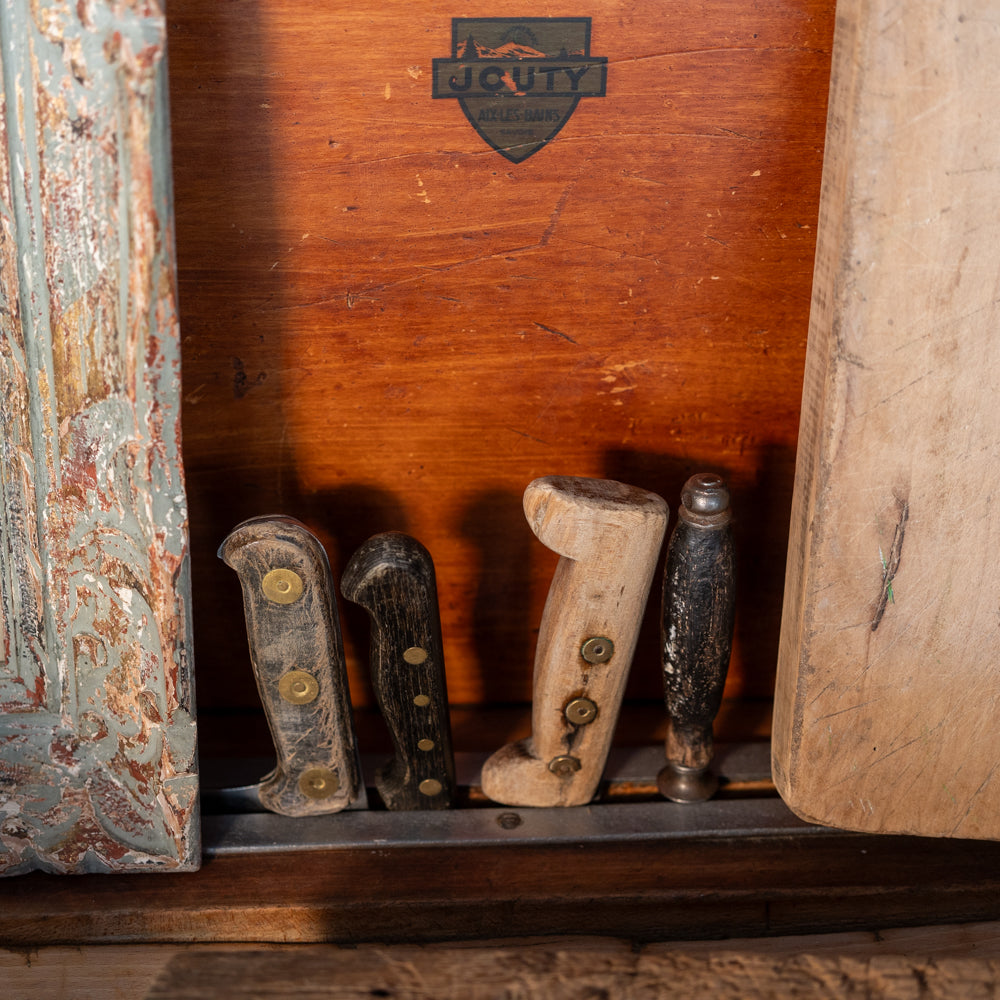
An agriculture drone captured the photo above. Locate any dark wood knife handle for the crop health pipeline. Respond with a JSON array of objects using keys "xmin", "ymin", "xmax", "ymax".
[
  {"xmin": 341, "ymin": 532, "xmax": 455, "ymax": 810},
  {"xmin": 658, "ymin": 474, "xmax": 736, "ymax": 802},
  {"xmin": 219, "ymin": 516, "xmax": 363, "ymax": 816}
]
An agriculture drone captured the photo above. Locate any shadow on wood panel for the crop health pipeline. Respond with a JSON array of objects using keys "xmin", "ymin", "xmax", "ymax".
[{"xmin": 458, "ymin": 488, "xmax": 538, "ymax": 719}]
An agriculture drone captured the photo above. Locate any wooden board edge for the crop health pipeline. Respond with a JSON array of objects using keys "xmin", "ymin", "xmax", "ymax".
[{"xmin": 771, "ymin": 0, "xmax": 863, "ymax": 822}]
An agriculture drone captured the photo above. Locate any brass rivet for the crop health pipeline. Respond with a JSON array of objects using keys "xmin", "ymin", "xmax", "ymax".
[
  {"xmin": 548, "ymin": 755, "xmax": 582, "ymax": 776},
  {"xmin": 580, "ymin": 636, "xmax": 614, "ymax": 664},
  {"xmin": 278, "ymin": 669, "xmax": 319, "ymax": 705},
  {"xmin": 299, "ymin": 767, "xmax": 339, "ymax": 799},
  {"xmin": 565, "ymin": 697, "xmax": 599, "ymax": 725},
  {"xmin": 418, "ymin": 778, "xmax": 443, "ymax": 796},
  {"xmin": 403, "ymin": 646, "xmax": 428, "ymax": 665},
  {"xmin": 413, "ymin": 694, "xmax": 431, "ymax": 707},
  {"xmin": 262, "ymin": 568, "xmax": 304, "ymax": 605},
  {"xmin": 417, "ymin": 738, "xmax": 435, "ymax": 752}
]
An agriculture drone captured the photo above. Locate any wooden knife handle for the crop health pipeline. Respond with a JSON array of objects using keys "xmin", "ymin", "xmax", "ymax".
[
  {"xmin": 480, "ymin": 477, "xmax": 668, "ymax": 807},
  {"xmin": 657, "ymin": 474, "xmax": 736, "ymax": 802},
  {"xmin": 341, "ymin": 532, "xmax": 455, "ymax": 810},
  {"xmin": 219, "ymin": 516, "xmax": 363, "ymax": 816}
]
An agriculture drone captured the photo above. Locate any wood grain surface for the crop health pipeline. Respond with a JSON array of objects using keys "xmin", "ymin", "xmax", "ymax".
[
  {"xmin": 4, "ymin": 829, "xmax": 1000, "ymax": 946},
  {"xmin": 123, "ymin": 934, "xmax": 1000, "ymax": 1000},
  {"xmin": 167, "ymin": 1, "xmax": 835, "ymax": 738},
  {"xmin": 13, "ymin": 925, "xmax": 1000, "ymax": 1000},
  {"xmin": 341, "ymin": 532, "xmax": 456, "ymax": 809},
  {"xmin": 481, "ymin": 476, "xmax": 667, "ymax": 806},
  {"xmin": 0, "ymin": 0, "xmax": 198, "ymax": 873},
  {"xmin": 219, "ymin": 517, "xmax": 363, "ymax": 815},
  {"xmin": 773, "ymin": 0, "xmax": 1000, "ymax": 840}
]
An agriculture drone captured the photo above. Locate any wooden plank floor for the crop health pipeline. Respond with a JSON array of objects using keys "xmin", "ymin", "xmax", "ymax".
[{"xmin": 9, "ymin": 923, "xmax": 1000, "ymax": 999}]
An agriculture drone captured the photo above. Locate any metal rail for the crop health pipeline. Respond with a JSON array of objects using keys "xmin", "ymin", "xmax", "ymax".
[{"xmin": 200, "ymin": 743, "xmax": 828, "ymax": 856}]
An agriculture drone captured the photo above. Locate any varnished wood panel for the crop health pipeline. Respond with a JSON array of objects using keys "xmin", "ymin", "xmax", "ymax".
[
  {"xmin": 167, "ymin": 3, "xmax": 834, "ymax": 734},
  {"xmin": 3, "ymin": 829, "xmax": 1000, "ymax": 944}
]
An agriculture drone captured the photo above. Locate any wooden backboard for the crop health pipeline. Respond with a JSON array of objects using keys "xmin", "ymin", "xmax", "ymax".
[{"xmin": 168, "ymin": 1, "xmax": 835, "ymax": 742}]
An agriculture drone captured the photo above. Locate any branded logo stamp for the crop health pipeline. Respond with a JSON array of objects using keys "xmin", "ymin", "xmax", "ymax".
[{"xmin": 432, "ymin": 18, "xmax": 607, "ymax": 163}]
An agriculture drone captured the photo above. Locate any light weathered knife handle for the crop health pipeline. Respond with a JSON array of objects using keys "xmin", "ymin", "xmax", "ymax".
[
  {"xmin": 341, "ymin": 532, "xmax": 455, "ymax": 810},
  {"xmin": 219, "ymin": 516, "xmax": 363, "ymax": 816},
  {"xmin": 480, "ymin": 477, "xmax": 668, "ymax": 807},
  {"xmin": 657, "ymin": 474, "xmax": 736, "ymax": 803}
]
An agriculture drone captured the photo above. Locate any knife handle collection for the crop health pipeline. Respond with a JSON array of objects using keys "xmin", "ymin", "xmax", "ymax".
[
  {"xmin": 479, "ymin": 476, "xmax": 668, "ymax": 807},
  {"xmin": 341, "ymin": 532, "xmax": 455, "ymax": 810},
  {"xmin": 657, "ymin": 474, "xmax": 736, "ymax": 803},
  {"xmin": 219, "ymin": 516, "xmax": 364, "ymax": 816},
  {"xmin": 221, "ymin": 474, "xmax": 737, "ymax": 814}
]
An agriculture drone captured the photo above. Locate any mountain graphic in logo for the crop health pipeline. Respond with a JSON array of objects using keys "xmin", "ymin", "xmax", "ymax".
[
  {"xmin": 458, "ymin": 40, "xmax": 549, "ymax": 60},
  {"xmin": 432, "ymin": 18, "xmax": 607, "ymax": 163}
]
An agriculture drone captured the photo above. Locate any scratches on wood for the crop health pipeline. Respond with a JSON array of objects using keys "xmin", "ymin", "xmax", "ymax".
[
  {"xmin": 774, "ymin": 0, "xmax": 1000, "ymax": 841},
  {"xmin": 532, "ymin": 321, "xmax": 576, "ymax": 344},
  {"xmin": 136, "ymin": 937, "xmax": 1000, "ymax": 999},
  {"xmin": 872, "ymin": 495, "xmax": 909, "ymax": 631},
  {"xmin": 0, "ymin": 0, "xmax": 198, "ymax": 874},
  {"xmin": 170, "ymin": 1, "xmax": 834, "ymax": 720}
]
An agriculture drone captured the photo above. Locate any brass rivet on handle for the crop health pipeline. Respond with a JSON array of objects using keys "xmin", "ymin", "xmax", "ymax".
[
  {"xmin": 417, "ymin": 738, "xmax": 435, "ymax": 751},
  {"xmin": 413, "ymin": 694, "xmax": 431, "ymax": 707},
  {"xmin": 299, "ymin": 767, "xmax": 339, "ymax": 799},
  {"xmin": 403, "ymin": 646, "xmax": 428, "ymax": 665},
  {"xmin": 565, "ymin": 697, "xmax": 598, "ymax": 725},
  {"xmin": 418, "ymin": 778, "xmax": 443, "ymax": 796},
  {"xmin": 548, "ymin": 755, "xmax": 582, "ymax": 776},
  {"xmin": 262, "ymin": 568, "xmax": 304, "ymax": 604},
  {"xmin": 580, "ymin": 636, "xmax": 614, "ymax": 664},
  {"xmin": 278, "ymin": 669, "xmax": 319, "ymax": 705}
]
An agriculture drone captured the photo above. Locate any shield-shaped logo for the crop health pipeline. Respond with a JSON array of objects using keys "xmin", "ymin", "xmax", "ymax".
[{"xmin": 432, "ymin": 18, "xmax": 607, "ymax": 163}]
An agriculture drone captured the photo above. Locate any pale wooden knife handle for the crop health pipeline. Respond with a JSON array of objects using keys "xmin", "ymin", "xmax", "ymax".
[
  {"xmin": 341, "ymin": 532, "xmax": 455, "ymax": 810},
  {"xmin": 219, "ymin": 516, "xmax": 363, "ymax": 816},
  {"xmin": 480, "ymin": 477, "xmax": 668, "ymax": 807},
  {"xmin": 657, "ymin": 474, "xmax": 736, "ymax": 802}
]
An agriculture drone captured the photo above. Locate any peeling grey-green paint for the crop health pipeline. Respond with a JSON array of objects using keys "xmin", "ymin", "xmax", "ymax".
[{"xmin": 0, "ymin": 0, "xmax": 198, "ymax": 874}]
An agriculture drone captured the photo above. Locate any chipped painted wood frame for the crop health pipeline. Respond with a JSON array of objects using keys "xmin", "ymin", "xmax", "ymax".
[{"xmin": 0, "ymin": 0, "xmax": 198, "ymax": 873}]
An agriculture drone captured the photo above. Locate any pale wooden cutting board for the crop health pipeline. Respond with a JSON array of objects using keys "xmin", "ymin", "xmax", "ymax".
[{"xmin": 773, "ymin": 0, "xmax": 1000, "ymax": 839}]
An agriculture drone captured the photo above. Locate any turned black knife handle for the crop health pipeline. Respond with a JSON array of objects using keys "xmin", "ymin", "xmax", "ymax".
[
  {"xmin": 341, "ymin": 532, "xmax": 455, "ymax": 810},
  {"xmin": 657, "ymin": 474, "xmax": 736, "ymax": 803},
  {"xmin": 219, "ymin": 516, "xmax": 364, "ymax": 816}
]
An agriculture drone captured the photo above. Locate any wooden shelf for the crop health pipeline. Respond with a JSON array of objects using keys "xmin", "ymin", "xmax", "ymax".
[
  {"xmin": 3, "ymin": 823, "xmax": 1000, "ymax": 946},
  {"xmin": 4, "ymin": 741, "xmax": 1000, "ymax": 948}
]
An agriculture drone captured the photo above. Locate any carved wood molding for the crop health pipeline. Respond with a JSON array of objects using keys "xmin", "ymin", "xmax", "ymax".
[{"xmin": 0, "ymin": 0, "xmax": 198, "ymax": 873}]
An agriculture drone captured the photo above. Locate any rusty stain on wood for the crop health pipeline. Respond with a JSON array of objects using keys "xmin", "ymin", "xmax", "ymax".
[{"xmin": 0, "ymin": 0, "xmax": 198, "ymax": 873}]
